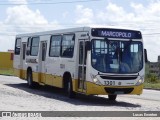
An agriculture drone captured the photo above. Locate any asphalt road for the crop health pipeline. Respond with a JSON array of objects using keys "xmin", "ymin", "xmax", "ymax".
[{"xmin": 0, "ymin": 75, "xmax": 160, "ymax": 120}]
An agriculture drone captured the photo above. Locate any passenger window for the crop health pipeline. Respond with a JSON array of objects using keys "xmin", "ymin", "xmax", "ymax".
[
  {"xmin": 30, "ymin": 37, "xmax": 40, "ymax": 56},
  {"xmin": 61, "ymin": 34, "xmax": 75, "ymax": 58},
  {"xmin": 49, "ymin": 35, "xmax": 61, "ymax": 57},
  {"xmin": 15, "ymin": 38, "xmax": 21, "ymax": 55}
]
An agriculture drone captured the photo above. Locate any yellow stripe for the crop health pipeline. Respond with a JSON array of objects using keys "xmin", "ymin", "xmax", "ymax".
[
  {"xmin": 14, "ymin": 69, "xmax": 27, "ymax": 80},
  {"xmin": 14, "ymin": 69, "xmax": 143, "ymax": 95},
  {"xmin": 32, "ymin": 72, "xmax": 40, "ymax": 82},
  {"xmin": 72, "ymin": 79, "xmax": 78, "ymax": 92},
  {"xmin": 41, "ymin": 74, "xmax": 63, "ymax": 88},
  {"xmin": 22, "ymin": 70, "xmax": 27, "ymax": 79}
]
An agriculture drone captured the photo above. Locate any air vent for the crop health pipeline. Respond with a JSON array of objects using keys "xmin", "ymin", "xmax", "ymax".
[{"xmin": 100, "ymin": 76, "xmax": 137, "ymax": 80}]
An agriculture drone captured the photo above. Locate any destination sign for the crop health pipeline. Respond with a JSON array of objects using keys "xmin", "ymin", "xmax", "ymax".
[{"xmin": 91, "ymin": 28, "xmax": 142, "ymax": 39}]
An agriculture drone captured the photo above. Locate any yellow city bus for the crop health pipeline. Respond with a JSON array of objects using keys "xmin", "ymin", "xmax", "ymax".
[{"xmin": 13, "ymin": 26, "xmax": 147, "ymax": 100}]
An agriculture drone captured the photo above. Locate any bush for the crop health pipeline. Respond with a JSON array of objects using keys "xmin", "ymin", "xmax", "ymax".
[{"xmin": 145, "ymin": 73, "xmax": 158, "ymax": 83}]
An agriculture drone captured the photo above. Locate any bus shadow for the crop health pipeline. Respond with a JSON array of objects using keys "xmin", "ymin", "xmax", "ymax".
[{"xmin": 5, "ymin": 83, "xmax": 141, "ymax": 108}]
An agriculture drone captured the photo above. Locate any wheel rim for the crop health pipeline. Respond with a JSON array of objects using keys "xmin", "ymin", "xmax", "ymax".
[
  {"xmin": 28, "ymin": 73, "xmax": 31, "ymax": 86},
  {"xmin": 68, "ymin": 81, "xmax": 71, "ymax": 94}
]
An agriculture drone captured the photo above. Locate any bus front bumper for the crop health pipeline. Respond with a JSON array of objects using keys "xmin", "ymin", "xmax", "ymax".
[{"xmin": 85, "ymin": 82, "xmax": 143, "ymax": 95}]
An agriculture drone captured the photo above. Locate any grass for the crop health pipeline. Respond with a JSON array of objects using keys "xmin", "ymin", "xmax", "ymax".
[
  {"xmin": 144, "ymin": 81, "xmax": 160, "ymax": 90},
  {"xmin": 0, "ymin": 69, "xmax": 14, "ymax": 76}
]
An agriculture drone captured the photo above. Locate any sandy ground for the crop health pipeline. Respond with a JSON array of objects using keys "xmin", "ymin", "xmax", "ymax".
[{"xmin": 0, "ymin": 75, "xmax": 160, "ymax": 120}]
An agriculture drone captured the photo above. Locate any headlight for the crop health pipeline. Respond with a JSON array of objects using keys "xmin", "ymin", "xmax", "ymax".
[
  {"xmin": 135, "ymin": 79, "xmax": 143, "ymax": 86},
  {"xmin": 138, "ymin": 79, "xmax": 142, "ymax": 83},
  {"xmin": 93, "ymin": 78, "xmax": 98, "ymax": 83},
  {"xmin": 90, "ymin": 74, "xmax": 102, "ymax": 85}
]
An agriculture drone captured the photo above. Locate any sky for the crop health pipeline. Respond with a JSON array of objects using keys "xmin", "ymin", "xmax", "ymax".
[{"xmin": 0, "ymin": 0, "xmax": 160, "ymax": 62}]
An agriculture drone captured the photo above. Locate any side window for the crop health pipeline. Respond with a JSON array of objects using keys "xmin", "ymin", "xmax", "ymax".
[
  {"xmin": 15, "ymin": 38, "xmax": 21, "ymax": 55},
  {"xmin": 61, "ymin": 34, "xmax": 75, "ymax": 58},
  {"xmin": 49, "ymin": 35, "xmax": 61, "ymax": 57},
  {"xmin": 31, "ymin": 37, "xmax": 40, "ymax": 56}
]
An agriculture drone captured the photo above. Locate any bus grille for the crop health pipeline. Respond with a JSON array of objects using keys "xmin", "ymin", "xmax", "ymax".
[
  {"xmin": 104, "ymin": 88, "xmax": 134, "ymax": 94},
  {"xmin": 100, "ymin": 76, "xmax": 137, "ymax": 80}
]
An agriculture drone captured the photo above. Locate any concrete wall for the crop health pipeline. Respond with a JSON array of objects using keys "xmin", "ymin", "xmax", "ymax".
[{"xmin": 0, "ymin": 52, "xmax": 13, "ymax": 69}]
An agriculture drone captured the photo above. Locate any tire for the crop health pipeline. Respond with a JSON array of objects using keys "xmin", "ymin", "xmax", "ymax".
[
  {"xmin": 27, "ymin": 70, "xmax": 36, "ymax": 88},
  {"xmin": 108, "ymin": 95, "xmax": 117, "ymax": 101},
  {"xmin": 67, "ymin": 78, "xmax": 76, "ymax": 98}
]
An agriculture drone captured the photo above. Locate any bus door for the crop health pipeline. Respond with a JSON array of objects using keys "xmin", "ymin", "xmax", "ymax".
[
  {"xmin": 78, "ymin": 40, "xmax": 87, "ymax": 93},
  {"xmin": 20, "ymin": 42, "xmax": 26, "ymax": 79},
  {"xmin": 39, "ymin": 41, "xmax": 47, "ymax": 83}
]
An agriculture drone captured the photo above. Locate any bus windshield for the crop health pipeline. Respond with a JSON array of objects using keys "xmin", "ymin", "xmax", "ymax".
[{"xmin": 91, "ymin": 39, "xmax": 143, "ymax": 74}]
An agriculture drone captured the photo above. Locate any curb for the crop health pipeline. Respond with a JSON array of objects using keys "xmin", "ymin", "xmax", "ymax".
[{"xmin": 144, "ymin": 88, "xmax": 160, "ymax": 91}]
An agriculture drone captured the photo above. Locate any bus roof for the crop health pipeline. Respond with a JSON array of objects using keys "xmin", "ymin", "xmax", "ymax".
[{"xmin": 16, "ymin": 26, "xmax": 141, "ymax": 38}]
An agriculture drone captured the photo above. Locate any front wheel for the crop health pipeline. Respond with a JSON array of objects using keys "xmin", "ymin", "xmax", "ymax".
[{"xmin": 108, "ymin": 95, "xmax": 117, "ymax": 101}]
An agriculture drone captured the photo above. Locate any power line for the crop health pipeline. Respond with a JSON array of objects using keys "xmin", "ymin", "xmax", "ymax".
[{"xmin": 0, "ymin": 0, "xmax": 102, "ymax": 5}]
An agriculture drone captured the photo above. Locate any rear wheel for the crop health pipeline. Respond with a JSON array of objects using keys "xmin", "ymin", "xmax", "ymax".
[
  {"xmin": 67, "ymin": 78, "xmax": 76, "ymax": 98},
  {"xmin": 108, "ymin": 95, "xmax": 117, "ymax": 101},
  {"xmin": 27, "ymin": 70, "xmax": 38, "ymax": 88}
]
